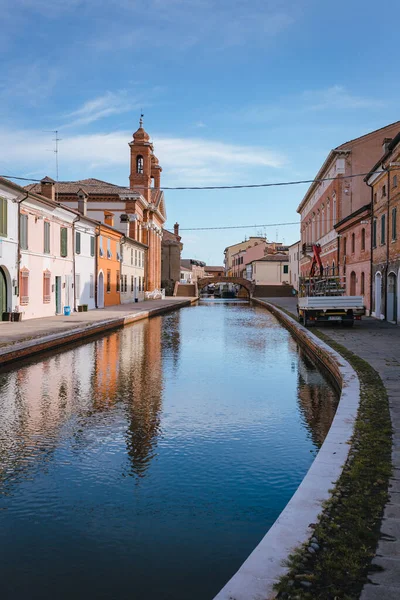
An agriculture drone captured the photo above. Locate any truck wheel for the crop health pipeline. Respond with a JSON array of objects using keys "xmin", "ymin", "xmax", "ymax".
[{"xmin": 342, "ymin": 320, "xmax": 354, "ymax": 328}]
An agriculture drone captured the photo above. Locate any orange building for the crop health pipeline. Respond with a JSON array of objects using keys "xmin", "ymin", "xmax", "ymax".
[{"xmin": 97, "ymin": 223, "xmax": 123, "ymax": 307}]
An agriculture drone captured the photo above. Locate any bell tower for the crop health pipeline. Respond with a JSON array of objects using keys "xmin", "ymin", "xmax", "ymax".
[{"xmin": 129, "ymin": 116, "xmax": 152, "ymax": 202}]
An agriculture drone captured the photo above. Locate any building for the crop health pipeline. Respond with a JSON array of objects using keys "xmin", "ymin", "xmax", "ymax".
[
  {"xmin": 73, "ymin": 214, "xmax": 97, "ymax": 311},
  {"xmin": 224, "ymin": 237, "xmax": 267, "ymax": 275},
  {"xmin": 298, "ymin": 122, "xmax": 400, "ymax": 279},
  {"xmin": 26, "ymin": 118, "xmax": 166, "ymax": 292},
  {"xmin": 180, "ymin": 266, "xmax": 193, "ymax": 284},
  {"xmin": 334, "ymin": 204, "xmax": 371, "ymax": 311},
  {"xmin": 120, "ymin": 237, "xmax": 146, "ymax": 303},
  {"xmin": 366, "ymin": 132, "xmax": 400, "ymax": 322},
  {"xmin": 161, "ymin": 223, "xmax": 183, "ymax": 296},
  {"xmin": 97, "ymin": 223, "xmax": 123, "ymax": 308},
  {"xmin": 0, "ymin": 177, "xmax": 21, "ymax": 315},
  {"xmin": 229, "ymin": 238, "xmax": 284, "ymax": 278},
  {"xmin": 204, "ymin": 266, "xmax": 224, "ymax": 277},
  {"xmin": 180, "ymin": 259, "xmax": 206, "ymax": 282},
  {"xmin": 288, "ymin": 241, "xmax": 301, "ymax": 291},
  {"xmin": 247, "ymin": 254, "xmax": 289, "ymax": 285}
]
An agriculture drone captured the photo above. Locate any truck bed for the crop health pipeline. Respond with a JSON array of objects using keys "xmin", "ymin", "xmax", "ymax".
[{"xmin": 298, "ymin": 296, "xmax": 364, "ymax": 310}]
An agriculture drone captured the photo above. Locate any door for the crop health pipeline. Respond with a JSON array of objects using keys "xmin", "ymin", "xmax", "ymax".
[
  {"xmin": 375, "ymin": 273, "xmax": 382, "ymax": 319},
  {"xmin": 134, "ymin": 276, "xmax": 138, "ymax": 300},
  {"xmin": 350, "ymin": 271, "xmax": 356, "ymax": 296},
  {"xmin": 387, "ymin": 273, "xmax": 397, "ymax": 322},
  {"xmin": 0, "ymin": 267, "xmax": 7, "ymax": 313},
  {"xmin": 98, "ymin": 272, "xmax": 104, "ymax": 308},
  {"xmin": 55, "ymin": 276, "xmax": 61, "ymax": 314}
]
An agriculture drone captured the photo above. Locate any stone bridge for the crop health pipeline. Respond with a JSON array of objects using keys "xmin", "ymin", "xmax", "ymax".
[{"xmin": 197, "ymin": 276, "xmax": 255, "ymax": 297}]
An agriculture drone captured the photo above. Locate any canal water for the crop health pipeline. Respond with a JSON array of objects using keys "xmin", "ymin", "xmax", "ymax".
[{"xmin": 0, "ymin": 300, "xmax": 339, "ymax": 600}]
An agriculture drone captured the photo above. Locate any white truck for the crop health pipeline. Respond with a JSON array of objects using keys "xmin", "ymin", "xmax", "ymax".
[{"xmin": 297, "ymin": 294, "xmax": 365, "ymax": 327}]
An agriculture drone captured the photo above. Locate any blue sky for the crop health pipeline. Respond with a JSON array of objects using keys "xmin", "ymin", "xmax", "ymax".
[{"xmin": 1, "ymin": 0, "xmax": 400, "ymax": 264}]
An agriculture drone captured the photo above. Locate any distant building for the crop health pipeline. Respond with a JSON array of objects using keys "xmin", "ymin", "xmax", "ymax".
[
  {"xmin": 180, "ymin": 266, "xmax": 193, "ymax": 284},
  {"xmin": 180, "ymin": 258, "xmax": 206, "ymax": 282},
  {"xmin": 288, "ymin": 241, "xmax": 301, "ymax": 291},
  {"xmin": 229, "ymin": 238, "xmax": 284, "ymax": 278},
  {"xmin": 0, "ymin": 177, "xmax": 21, "ymax": 314},
  {"xmin": 204, "ymin": 266, "xmax": 224, "ymax": 277},
  {"xmin": 162, "ymin": 223, "xmax": 183, "ymax": 296},
  {"xmin": 224, "ymin": 237, "xmax": 266, "ymax": 275},
  {"xmin": 247, "ymin": 255, "xmax": 289, "ymax": 286}
]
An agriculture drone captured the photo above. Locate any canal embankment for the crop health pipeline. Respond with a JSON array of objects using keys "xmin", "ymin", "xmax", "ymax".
[
  {"xmin": 246, "ymin": 298, "xmax": 396, "ymax": 600},
  {"xmin": 0, "ymin": 297, "xmax": 198, "ymax": 366}
]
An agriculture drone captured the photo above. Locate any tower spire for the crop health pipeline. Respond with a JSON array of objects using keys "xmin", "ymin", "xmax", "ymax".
[{"xmin": 139, "ymin": 112, "xmax": 144, "ymax": 128}]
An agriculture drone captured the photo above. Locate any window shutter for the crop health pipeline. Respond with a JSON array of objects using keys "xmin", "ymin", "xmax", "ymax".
[
  {"xmin": 60, "ymin": 228, "xmax": 68, "ymax": 257},
  {"xmin": 76, "ymin": 232, "xmax": 81, "ymax": 254},
  {"xmin": 90, "ymin": 236, "xmax": 95, "ymax": 256},
  {"xmin": 0, "ymin": 198, "xmax": 7, "ymax": 236}
]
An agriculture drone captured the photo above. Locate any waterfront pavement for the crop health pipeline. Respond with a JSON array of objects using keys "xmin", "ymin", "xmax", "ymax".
[
  {"xmin": 0, "ymin": 297, "xmax": 197, "ymax": 363},
  {"xmin": 263, "ymin": 296, "xmax": 400, "ymax": 599}
]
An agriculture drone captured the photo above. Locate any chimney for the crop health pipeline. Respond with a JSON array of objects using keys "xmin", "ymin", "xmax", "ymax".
[
  {"xmin": 174, "ymin": 222, "xmax": 179, "ymax": 236},
  {"xmin": 77, "ymin": 189, "xmax": 88, "ymax": 216},
  {"xmin": 104, "ymin": 211, "xmax": 114, "ymax": 227},
  {"xmin": 383, "ymin": 138, "xmax": 393, "ymax": 154},
  {"xmin": 40, "ymin": 176, "xmax": 56, "ymax": 201}
]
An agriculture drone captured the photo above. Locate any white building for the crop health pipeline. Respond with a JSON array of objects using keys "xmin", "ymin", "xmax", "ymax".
[
  {"xmin": 0, "ymin": 177, "xmax": 20, "ymax": 314},
  {"xmin": 248, "ymin": 255, "xmax": 290, "ymax": 285},
  {"xmin": 74, "ymin": 214, "xmax": 97, "ymax": 310},
  {"xmin": 120, "ymin": 237, "xmax": 146, "ymax": 303},
  {"xmin": 288, "ymin": 241, "xmax": 301, "ymax": 291}
]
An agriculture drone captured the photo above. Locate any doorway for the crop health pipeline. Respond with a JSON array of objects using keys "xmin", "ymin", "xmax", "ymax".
[
  {"xmin": 375, "ymin": 272, "xmax": 382, "ymax": 319},
  {"xmin": 387, "ymin": 272, "xmax": 397, "ymax": 322},
  {"xmin": 55, "ymin": 276, "xmax": 61, "ymax": 314},
  {"xmin": 98, "ymin": 272, "xmax": 104, "ymax": 308},
  {"xmin": 0, "ymin": 267, "xmax": 7, "ymax": 313}
]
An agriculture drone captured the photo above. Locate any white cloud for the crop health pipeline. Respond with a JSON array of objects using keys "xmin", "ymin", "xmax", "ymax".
[
  {"xmin": 302, "ymin": 85, "xmax": 385, "ymax": 111},
  {"xmin": 62, "ymin": 91, "xmax": 141, "ymax": 128},
  {"xmin": 0, "ymin": 62, "xmax": 59, "ymax": 106},
  {"xmin": 0, "ymin": 129, "xmax": 286, "ymax": 186}
]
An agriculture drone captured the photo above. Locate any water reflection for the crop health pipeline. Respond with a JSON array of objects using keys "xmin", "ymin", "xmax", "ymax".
[{"xmin": 0, "ymin": 302, "xmax": 339, "ymax": 600}]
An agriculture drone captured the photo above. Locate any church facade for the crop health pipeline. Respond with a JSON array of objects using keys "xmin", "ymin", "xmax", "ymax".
[{"xmin": 27, "ymin": 119, "xmax": 166, "ymax": 292}]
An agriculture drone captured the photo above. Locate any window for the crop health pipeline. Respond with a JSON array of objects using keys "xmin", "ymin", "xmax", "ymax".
[
  {"xmin": 120, "ymin": 273, "xmax": 124, "ymax": 292},
  {"xmin": 75, "ymin": 231, "xmax": 81, "ymax": 254},
  {"xmin": 351, "ymin": 233, "xmax": 355, "ymax": 254},
  {"xmin": 60, "ymin": 227, "xmax": 68, "ymax": 257},
  {"xmin": 381, "ymin": 214, "xmax": 386, "ymax": 245},
  {"xmin": 131, "ymin": 275, "xmax": 134, "ymax": 292},
  {"xmin": 131, "ymin": 248, "xmax": 133, "ymax": 265},
  {"xmin": 382, "ymin": 185, "xmax": 387, "ymax": 197},
  {"xmin": 107, "ymin": 237, "xmax": 112, "ymax": 259},
  {"xmin": 106, "ymin": 270, "xmax": 111, "ymax": 292},
  {"xmin": 361, "ymin": 228, "xmax": 365, "ymax": 251},
  {"xmin": 392, "ymin": 207, "xmax": 397, "ymax": 241},
  {"xmin": 361, "ymin": 272, "xmax": 365, "ymax": 295},
  {"xmin": 124, "ymin": 275, "xmax": 127, "ymax": 292},
  {"xmin": 135, "ymin": 249, "xmax": 138, "ymax": 266},
  {"xmin": 90, "ymin": 235, "xmax": 95, "ymax": 257},
  {"xmin": 99, "ymin": 236, "xmax": 104, "ymax": 257},
  {"xmin": 374, "ymin": 192, "xmax": 377, "ymax": 204},
  {"xmin": 0, "ymin": 197, "xmax": 7, "ymax": 236},
  {"xmin": 373, "ymin": 219, "xmax": 377, "ymax": 248},
  {"xmin": 116, "ymin": 270, "xmax": 120, "ymax": 292},
  {"xmin": 90, "ymin": 274, "xmax": 94, "ymax": 298},
  {"xmin": 20, "ymin": 269, "xmax": 29, "ymax": 305},
  {"xmin": 137, "ymin": 155, "xmax": 144, "ymax": 174},
  {"xmin": 43, "ymin": 271, "xmax": 51, "ymax": 303},
  {"xmin": 44, "ymin": 221, "xmax": 50, "ymax": 254},
  {"xmin": 283, "ymin": 265, "xmax": 289, "ymax": 274},
  {"xmin": 343, "ymin": 236, "xmax": 347, "ymax": 256},
  {"xmin": 20, "ymin": 214, "xmax": 28, "ymax": 249},
  {"xmin": 333, "ymin": 196, "xmax": 337, "ymax": 225},
  {"xmin": 75, "ymin": 273, "xmax": 80, "ymax": 298},
  {"xmin": 394, "ymin": 175, "xmax": 398, "ymax": 188}
]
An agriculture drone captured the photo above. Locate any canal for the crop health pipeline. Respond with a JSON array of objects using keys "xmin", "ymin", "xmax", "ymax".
[{"xmin": 0, "ymin": 300, "xmax": 339, "ymax": 600}]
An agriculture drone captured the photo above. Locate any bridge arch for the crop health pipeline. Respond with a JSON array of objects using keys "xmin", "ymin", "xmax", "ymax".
[{"xmin": 197, "ymin": 276, "xmax": 254, "ymax": 297}]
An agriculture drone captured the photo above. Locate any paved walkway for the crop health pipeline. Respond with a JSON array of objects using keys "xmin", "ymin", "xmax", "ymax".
[
  {"xmin": 0, "ymin": 298, "xmax": 196, "ymax": 363},
  {"xmin": 261, "ymin": 297, "xmax": 400, "ymax": 599}
]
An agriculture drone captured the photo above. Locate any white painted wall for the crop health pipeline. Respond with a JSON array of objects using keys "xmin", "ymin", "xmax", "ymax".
[
  {"xmin": 251, "ymin": 259, "xmax": 290, "ymax": 285},
  {"xmin": 289, "ymin": 241, "xmax": 300, "ymax": 290},
  {"xmin": 0, "ymin": 180, "xmax": 19, "ymax": 312},
  {"xmin": 120, "ymin": 238, "xmax": 146, "ymax": 303},
  {"xmin": 74, "ymin": 218, "xmax": 96, "ymax": 310}
]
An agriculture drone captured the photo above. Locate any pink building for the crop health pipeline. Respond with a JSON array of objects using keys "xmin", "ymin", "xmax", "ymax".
[{"xmin": 18, "ymin": 191, "xmax": 76, "ymax": 319}]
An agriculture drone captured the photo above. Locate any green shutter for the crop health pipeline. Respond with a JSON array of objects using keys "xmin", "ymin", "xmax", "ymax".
[
  {"xmin": 20, "ymin": 214, "xmax": 28, "ymax": 249},
  {"xmin": 90, "ymin": 236, "xmax": 95, "ymax": 256},
  {"xmin": 0, "ymin": 198, "xmax": 7, "ymax": 237},
  {"xmin": 60, "ymin": 228, "xmax": 68, "ymax": 257},
  {"xmin": 76, "ymin": 231, "xmax": 81, "ymax": 254}
]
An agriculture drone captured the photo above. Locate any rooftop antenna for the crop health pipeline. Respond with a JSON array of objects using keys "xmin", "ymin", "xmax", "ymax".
[{"xmin": 44, "ymin": 130, "xmax": 61, "ymax": 202}]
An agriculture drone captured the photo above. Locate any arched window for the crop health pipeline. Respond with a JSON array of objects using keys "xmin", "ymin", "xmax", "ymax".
[
  {"xmin": 350, "ymin": 271, "xmax": 356, "ymax": 296},
  {"xmin": 351, "ymin": 233, "xmax": 355, "ymax": 254},
  {"xmin": 321, "ymin": 205, "xmax": 325, "ymax": 237},
  {"xmin": 361, "ymin": 228, "xmax": 365, "ymax": 251},
  {"xmin": 361, "ymin": 272, "xmax": 365, "ymax": 295},
  {"xmin": 326, "ymin": 199, "xmax": 330, "ymax": 232},
  {"xmin": 136, "ymin": 155, "xmax": 144, "ymax": 174},
  {"xmin": 332, "ymin": 261, "xmax": 335, "ymax": 276},
  {"xmin": 343, "ymin": 236, "xmax": 347, "ymax": 256},
  {"xmin": 317, "ymin": 209, "xmax": 320, "ymax": 239},
  {"xmin": 333, "ymin": 195, "xmax": 337, "ymax": 225}
]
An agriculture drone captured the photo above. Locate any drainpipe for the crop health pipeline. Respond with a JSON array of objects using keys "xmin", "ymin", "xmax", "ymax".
[
  {"xmin": 385, "ymin": 166, "xmax": 390, "ymax": 321},
  {"xmin": 16, "ymin": 192, "xmax": 29, "ymax": 312},
  {"xmin": 120, "ymin": 235, "xmax": 126, "ymax": 301},
  {"xmin": 94, "ymin": 224, "xmax": 100, "ymax": 308},
  {"xmin": 366, "ymin": 179, "xmax": 374, "ymax": 316},
  {"xmin": 72, "ymin": 214, "xmax": 80, "ymax": 312}
]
